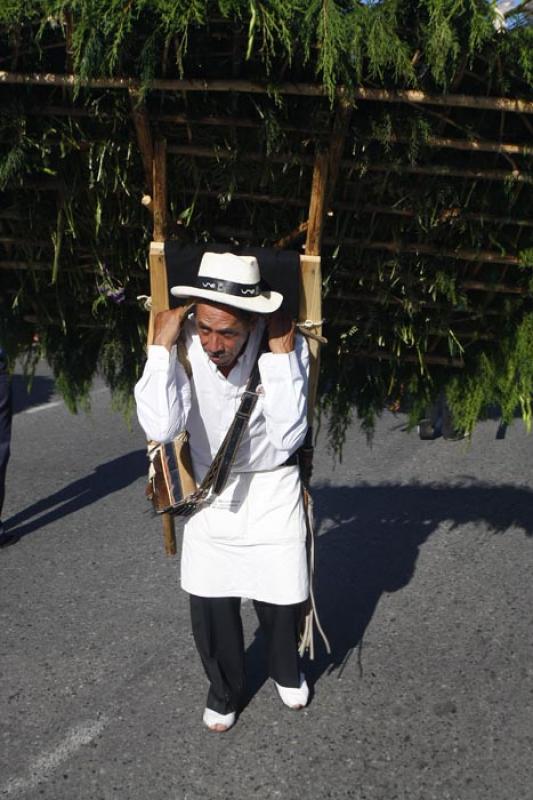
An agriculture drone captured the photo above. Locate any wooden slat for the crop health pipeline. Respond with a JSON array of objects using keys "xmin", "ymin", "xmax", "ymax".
[
  {"xmin": 325, "ymin": 100, "xmax": 352, "ymax": 208},
  {"xmin": 305, "ymin": 152, "xmax": 329, "ymax": 257},
  {"xmin": 302, "ymin": 150, "xmax": 328, "ymax": 424},
  {"xmin": 148, "ymin": 137, "xmax": 176, "ymax": 556},
  {"xmin": 354, "ymin": 350, "xmax": 464, "ymax": 368},
  {"xmin": 166, "ymin": 145, "xmax": 533, "ymax": 183},
  {"xmin": 129, "ymin": 90, "xmax": 154, "ymax": 197},
  {"xmin": 299, "ymin": 254, "xmax": 323, "ymax": 425},
  {"xmin": 323, "ymin": 238, "xmax": 525, "ymax": 265},
  {"xmin": 152, "ymin": 138, "xmax": 167, "ymax": 243},
  {"xmin": 3, "ymin": 72, "xmax": 533, "ymax": 114}
]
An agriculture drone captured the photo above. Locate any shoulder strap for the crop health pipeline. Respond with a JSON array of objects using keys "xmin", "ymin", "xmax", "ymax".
[
  {"xmin": 194, "ymin": 336, "xmax": 266, "ymax": 500},
  {"xmin": 211, "ymin": 360, "xmax": 262, "ymax": 494}
]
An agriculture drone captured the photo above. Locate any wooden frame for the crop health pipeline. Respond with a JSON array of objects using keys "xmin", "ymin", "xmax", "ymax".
[
  {"xmin": 146, "ymin": 139, "xmax": 329, "ymax": 555},
  {"xmin": 148, "ymin": 138, "xmax": 177, "ymax": 556}
]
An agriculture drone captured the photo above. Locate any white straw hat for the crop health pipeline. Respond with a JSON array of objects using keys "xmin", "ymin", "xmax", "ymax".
[{"xmin": 170, "ymin": 251, "xmax": 283, "ymax": 314}]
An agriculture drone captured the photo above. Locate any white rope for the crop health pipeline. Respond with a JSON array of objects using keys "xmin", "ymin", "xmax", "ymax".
[
  {"xmin": 297, "ymin": 318, "xmax": 325, "ymax": 329},
  {"xmin": 137, "ymin": 294, "xmax": 152, "ymax": 311},
  {"xmin": 296, "ymin": 320, "xmax": 328, "ymax": 345},
  {"xmin": 298, "ymin": 488, "xmax": 332, "ymax": 659}
]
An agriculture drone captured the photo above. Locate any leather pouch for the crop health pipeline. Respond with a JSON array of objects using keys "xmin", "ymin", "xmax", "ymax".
[{"xmin": 147, "ymin": 432, "xmax": 199, "ymax": 516}]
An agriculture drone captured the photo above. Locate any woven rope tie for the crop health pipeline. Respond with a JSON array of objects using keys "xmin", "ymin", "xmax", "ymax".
[{"xmin": 296, "ymin": 319, "xmax": 328, "ymax": 345}]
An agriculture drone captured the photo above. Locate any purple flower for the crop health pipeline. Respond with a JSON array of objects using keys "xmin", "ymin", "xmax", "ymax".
[{"xmin": 106, "ymin": 287, "xmax": 126, "ymax": 304}]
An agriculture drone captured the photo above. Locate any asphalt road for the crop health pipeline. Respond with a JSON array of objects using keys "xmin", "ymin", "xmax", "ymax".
[{"xmin": 1, "ymin": 363, "xmax": 532, "ymax": 800}]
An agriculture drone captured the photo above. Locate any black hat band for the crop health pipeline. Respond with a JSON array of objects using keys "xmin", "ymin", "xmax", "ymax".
[{"xmin": 196, "ymin": 276, "xmax": 261, "ymax": 297}]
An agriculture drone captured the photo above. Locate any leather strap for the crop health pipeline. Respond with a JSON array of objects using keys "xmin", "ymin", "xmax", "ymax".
[
  {"xmin": 281, "ymin": 451, "xmax": 299, "ymax": 467},
  {"xmin": 212, "ymin": 361, "xmax": 262, "ymax": 494},
  {"xmin": 184, "ymin": 346, "xmax": 264, "ymax": 507}
]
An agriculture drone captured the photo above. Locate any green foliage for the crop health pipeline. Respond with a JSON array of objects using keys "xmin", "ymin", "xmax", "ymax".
[
  {"xmin": 98, "ymin": 308, "xmax": 147, "ymax": 419},
  {"xmin": 0, "ymin": 115, "xmax": 31, "ymax": 188},
  {"xmin": 0, "ymin": 141, "xmax": 26, "ymax": 189},
  {"xmin": 302, "ymin": 0, "xmax": 356, "ymax": 93},
  {"xmin": 245, "ymin": 0, "xmax": 299, "ymax": 69},
  {"xmin": 1, "ymin": 2, "xmax": 532, "ymax": 446},
  {"xmin": 363, "ymin": 0, "xmax": 415, "ymax": 86},
  {"xmin": 0, "ymin": 91, "xmax": 150, "ymax": 414},
  {"xmin": 38, "ymin": 323, "xmax": 99, "ymax": 413},
  {"xmin": 420, "ymin": 0, "xmax": 463, "ymax": 86},
  {"xmin": 0, "ymin": 0, "xmax": 531, "ymax": 92},
  {"xmin": 446, "ymin": 313, "xmax": 533, "ymax": 434},
  {"xmin": 515, "ymin": 27, "xmax": 533, "ymax": 86},
  {"xmin": 0, "ymin": 0, "xmax": 34, "ymax": 26}
]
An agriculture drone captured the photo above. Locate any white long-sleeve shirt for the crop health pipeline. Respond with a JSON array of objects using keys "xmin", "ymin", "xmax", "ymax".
[
  {"xmin": 134, "ymin": 315, "xmax": 310, "ymax": 603},
  {"xmin": 135, "ymin": 316, "xmax": 310, "ymax": 480}
]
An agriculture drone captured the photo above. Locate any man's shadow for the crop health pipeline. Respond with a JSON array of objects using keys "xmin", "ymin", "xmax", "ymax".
[
  {"xmin": 1, "ymin": 450, "xmax": 147, "ymax": 543},
  {"xmin": 243, "ymin": 480, "xmax": 533, "ymax": 703}
]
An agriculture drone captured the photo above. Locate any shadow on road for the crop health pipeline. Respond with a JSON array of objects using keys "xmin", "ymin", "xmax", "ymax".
[
  {"xmin": 4, "ymin": 460, "xmax": 532, "ymax": 704},
  {"xmin": 11, "ymin": 374, "xmax": 56, "ymax": 414},
  {"xmin": 244, "ymin": 479, "xmax": 533, "ymax": 704},
  {"xmin": 1, "ymin": 450, "xmax": 146, "ymax": 543}
]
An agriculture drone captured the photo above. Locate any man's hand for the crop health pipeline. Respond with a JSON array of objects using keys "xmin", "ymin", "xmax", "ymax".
[
  {"xmin": 267, "ymin": 310, "xmax": 295, "ymax": 354},
  {"xmin": 153, "ymin": 306, "xmax": 189, "ymax": 352}
]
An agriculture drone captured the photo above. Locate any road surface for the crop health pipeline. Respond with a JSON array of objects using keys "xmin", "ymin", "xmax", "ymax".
[{"xmin": 1, "ymin": 363, "xmax": 532, "ymax": 799}]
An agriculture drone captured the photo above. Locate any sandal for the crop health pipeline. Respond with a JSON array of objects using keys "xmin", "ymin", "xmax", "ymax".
[
  {"xmin": 202, "ymin": 707, "xmax": 236, "ymax": 732},
  {"xmin": 274, "ymin": 674, "xmax": 309, "ymax": 710}
]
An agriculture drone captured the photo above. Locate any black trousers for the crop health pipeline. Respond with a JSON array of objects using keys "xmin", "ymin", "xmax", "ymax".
[{"xmin": 190, "ymin": 595, "xmax": 304, "ymax": 715}]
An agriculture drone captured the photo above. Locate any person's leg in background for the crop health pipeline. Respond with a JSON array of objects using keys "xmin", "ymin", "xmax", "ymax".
[{"xmin": 0, "ymin": 348, "xmax": 12, "ymax": 542}]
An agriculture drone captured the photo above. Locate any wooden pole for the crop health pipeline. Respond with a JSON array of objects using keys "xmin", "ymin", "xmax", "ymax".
[
  {"xmin": 152, "ymin": 138, "xmax": 167, "ymax": 243},
  {"xmin": 9, "ymin": 138, "xmax": 532, "ymax": 185},
  {"xmin": 274, "ymin": 221, "xmax": 309, "ymax": 249},
  {"xmin": 346, "ymin": 204, "xmax": 533, "ymax": 229},
  {"xmin": 13, "ymin": 105, "xmax": 533, "ymax": 158},
  {"xmin": 325, "ymin": 100, "xmax": 352, "ymax": 208},
  {"xmin": 322, "ymin": 238, "xmax": 524, "ymax": 265},
  {"xmin": 166, "ymin": 145, "xmax": 533, "ymax": 184},
  {"xmin": 181, "ymin": 188, "xmax": 307, "ymax": 208},
  {"xmin": 174, "ymin": 190, "xmax": 533, "ymax": 229},
  {"xmin": 0, "ymin": 260, "xmax": 93, "ymax": 271},
  {"xmin": 298, "ymin": 103, "xmax": 349, "ymax": 424},
  {"xmin": 148, "ymin": 137, "xmax": 176, "ymax": 556},
  {"xmin": 328, "ymin": 276, "xmax": 529, "ymax": 299},
  {"xmin": 299, "ymin": 152, "xmax": 330, "ymax": 657},
  {"xmin": 299, "ymin": 254, "xmax": 323, "ymax": 426},
  {"xmin": 301, "ymin": 151, "xmax": 328, "ymax": 426},
  {"xmin": 64, "ymin": 11, "xmax": 74, "ymax": 73},
  {"xmin": 327, "ymin": 292, "xmax": 504, "ymax": 315},
  {"xmin": 385, "ymin": 134, "xmax": 533, "ymax": 157},
  {"xmin": 2, "ymin": 72, "xmax": 533, "ymax": 114},
  {"xmin": 129, "ymin": 90, "xmax": 154, "ymax": 197},
  {"xmin": 343, "ymin": 161, "xmax": 533, "ymax": 184},
  {"xmin": 352, "ymin": 350, "xmax": 465, "ymax": 368},
  {"xmin": 305, "ymin": 152, "xmax": 329, "ymax": 258}
]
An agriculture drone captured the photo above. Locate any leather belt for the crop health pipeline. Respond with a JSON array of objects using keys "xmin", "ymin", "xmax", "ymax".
[{"xmin": 282, "ymin": 452, "xmax": 299, "ymax": 467}]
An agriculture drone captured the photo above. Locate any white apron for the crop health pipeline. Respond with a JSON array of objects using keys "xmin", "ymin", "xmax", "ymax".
[{"xmin": 180, "ymin": 464, "xmax": 309, "ymax": 604}]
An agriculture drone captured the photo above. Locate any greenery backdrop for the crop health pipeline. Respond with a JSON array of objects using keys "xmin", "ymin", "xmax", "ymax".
[{"xmin": 1, "ymin": 1, "xmax": 532, "ymax": 444}]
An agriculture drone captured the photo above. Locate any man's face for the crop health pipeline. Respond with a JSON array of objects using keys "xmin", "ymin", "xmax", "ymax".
[{"xmin": 195, "ymin": 302, "xmax": 254, "ymax": 371}]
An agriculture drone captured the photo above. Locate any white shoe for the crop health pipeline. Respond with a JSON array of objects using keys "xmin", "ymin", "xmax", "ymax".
[
  {"xmin": 274, "ymin": 674, "xmax": 309, "ymax": 710},
  {"xmin": 202, "ymin": 707, "xmax": 236, "ymax": 732}
]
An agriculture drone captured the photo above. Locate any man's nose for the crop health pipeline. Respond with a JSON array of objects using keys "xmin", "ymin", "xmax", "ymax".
[{"xmin": 208, "ymin": 333, "xmax": 223, "ymax": 352}]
